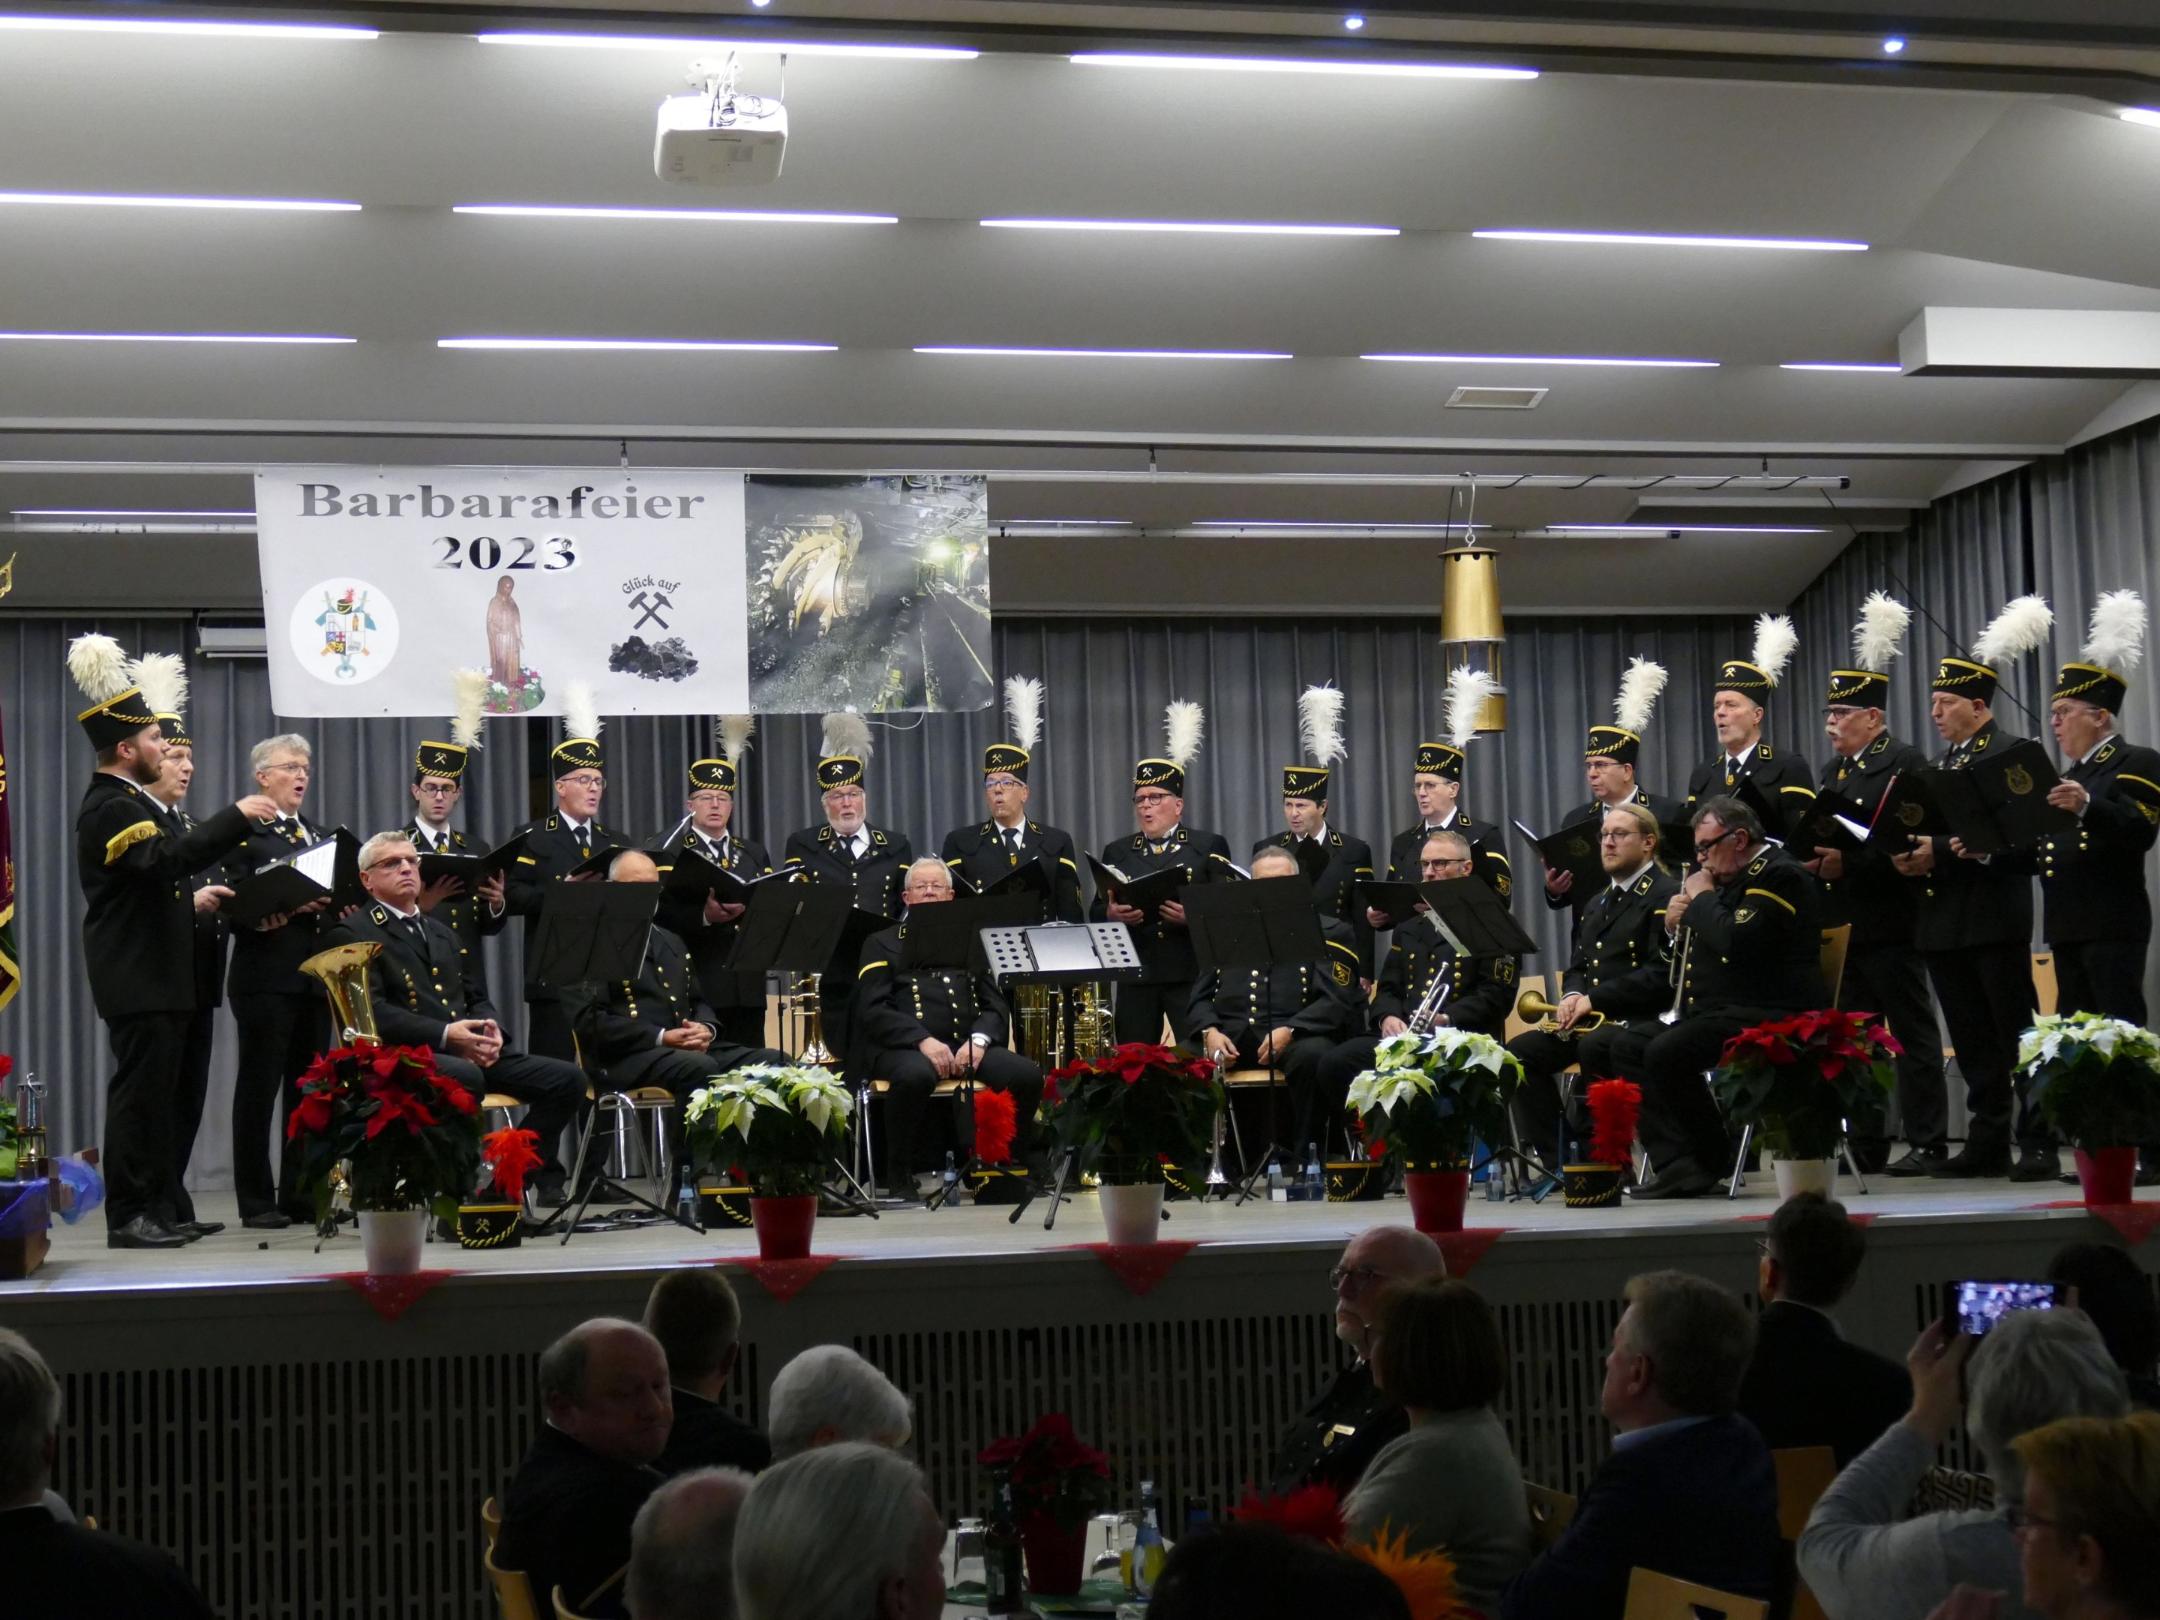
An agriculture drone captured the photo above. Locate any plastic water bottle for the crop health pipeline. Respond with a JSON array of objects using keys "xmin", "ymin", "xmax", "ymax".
[
  {"xmin": 1266, "ymin": 1152, "xmax": 1288, "ymax": 1201},
  {"xmin": 1302, "ymin": 1141, "xmax": 1325, "ymax": 1203},
  {"xmin": 675, "ymin": 1172, "xmax": 701, "ymax": 1230},
  {"xmin": 1133, "ymin": 1480, "xmax": 1166, "ymax": 1598},
  {"xmin": 941, "ymin": 1151, "xmax": 960, "ymax": 1206}
]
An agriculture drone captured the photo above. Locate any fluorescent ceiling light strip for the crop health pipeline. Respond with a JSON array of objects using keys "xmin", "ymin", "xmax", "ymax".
[
  {"xmin": 916, "ymin": 346, "xmax": 1291, "ymax": 360},
  {"xmin": 1362, "ymin": 352, "xmax": 1717, "ymax": 368},
  {"xmin": 1474, "ymin": 229, "xmax": 1866, "ymax": 252},
  {"xmin": 13, "ymin": 507, "xmax": 253, "ymax": 517},
  {"xmin": 1546, "ymin": 524, "xmax": 1830, "ymax": 534},
  {"xmin": 477, "ymin": 31, "xmax": 977, "ymax": 60},
  {"xmin": 0, "ymin": 191, "xmax": 360, "ymax": 212},
  {"xmin": 439, "ymin": 337, "xmax": 837, "ymax": 352},
  {"xmin": 1071, "ymin": 52, "xmax": 1535, "ymax": 80},
  {"xmin": 455, "ymin": 204, "xmax": 896, "ymax": 225},
  {"xmin": 980, "ymin": 218, "xmax": 1398, "ymax": 237},
  {"xmin": 0, "ymin": 15, "xmax": 375, "ymax": 37},
  {"xmin": 0, "ymin": 331, "xmax": 354, "ymax": 343},
  {"xmin": 1192, "ymin": 520, "xmax": 1485, "ymax": 530},
  {"xmin": 1780, "ymin": 362, "xmax": 1903, "ymax": 372},
  {"xmin": 2119, "ymin": 108, "xmax": 2160, "ymax": 128},
  {"xmin": 9, "ymin": 519, "xmax": 254, "ymax": 533}
]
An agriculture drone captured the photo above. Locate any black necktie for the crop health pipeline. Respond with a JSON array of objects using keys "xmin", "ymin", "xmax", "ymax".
[
  {"xmin": 1002, "ymin": 827, "xmax": 1020, "ymax": 863},
  {"xmin": 405, "ymin": 915, "xmax": 428, "ymax": 953}
]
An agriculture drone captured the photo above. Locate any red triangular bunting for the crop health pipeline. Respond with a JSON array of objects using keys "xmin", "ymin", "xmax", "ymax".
[
  {"xmin": 728, "ymin": 1254, "xmax": 841, "ymax": 1303},
  {"xmin": 1085, "ymin": 1239, "xmax": 1199, "ymax": 1296},
  {"xmin": 1435, "ymin": 1227, "xmax": 1509, "ymax": 1277},
  {"xmin": 2024, "ymin": 1199, "xmax": 2160, "ymax": 1245},
  {"xmin": 332, "ymin": 1269, "xmax": 455, "ymax": 1323}
]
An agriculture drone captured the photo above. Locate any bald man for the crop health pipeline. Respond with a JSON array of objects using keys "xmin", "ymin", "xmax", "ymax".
[
  {"xmin": 625, "ymin": 1466, "xmax": 755, "ymax": 1620},
  {"xmin": 1266, "ymin": 1225, "xmax": 1448, "ymax": 1495}
]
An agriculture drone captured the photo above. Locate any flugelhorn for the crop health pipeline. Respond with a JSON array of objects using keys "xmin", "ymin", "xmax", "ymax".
[{"xmin": 1514, "ymin": 989, "xmax": 1605, "ymax": 1035}]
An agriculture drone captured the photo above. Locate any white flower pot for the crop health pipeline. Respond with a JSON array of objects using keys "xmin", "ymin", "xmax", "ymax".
[
  {"xmin": 1772, "ymin": 1157, "xmax": 1837, "ymax": 1201},
  {"xmin": 1098, "ymin": 1182, "xmax": 1165, "ymax": 1246},
  {"xmin": 358, "ymin": 1209, "xmax": 428, "ymax": 1275}
]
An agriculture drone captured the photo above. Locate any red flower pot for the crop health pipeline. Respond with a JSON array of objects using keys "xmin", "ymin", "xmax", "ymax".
[
  {"xmin": 1020, "ymin": 1518, "xmax": 1088, "ymax": 1596},
  {"xmin": 749, "ymin": 1195, "xmax": 817, "ymax": 1261},
  {"xmin": 2074, "ymin": 1146, "xmax": 2137, "ymax": 1207},
  {"xmin": 1403, "ymin": 1168, "xmax": 1470, "ymax": 1234}
]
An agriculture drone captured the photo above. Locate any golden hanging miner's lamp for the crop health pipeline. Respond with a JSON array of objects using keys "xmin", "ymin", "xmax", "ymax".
[{"xmin": 1439, "ymin": 543, "xmax": 1505, "ymax": 733}]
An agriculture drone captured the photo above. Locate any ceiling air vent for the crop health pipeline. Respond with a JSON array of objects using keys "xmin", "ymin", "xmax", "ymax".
[{"xmin": 1445, "ymin": 385, "xmax": 1546, "ymax": 409}]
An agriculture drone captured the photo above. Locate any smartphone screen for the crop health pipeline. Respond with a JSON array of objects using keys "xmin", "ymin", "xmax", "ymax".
[{"xmin": 1950, "ymin": 1279, "xmax": 2058, "ymax": 1338}]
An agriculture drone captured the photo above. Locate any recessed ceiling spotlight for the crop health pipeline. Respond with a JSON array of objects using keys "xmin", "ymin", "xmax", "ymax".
[
  {"xmin": 2120, "ymin": 108, "xmax": 2160, "ymax": 129},
  {"xmin": 1343, "ymin": 14, "xmax": 1366, "ymax": 30},
  {"xmin": 752, "ymin": 0, "xmax": 773, "ymax": 7},
  {"xmin": 1881, "ymin": 37, "xmax": 1906, "ymax": 54}
]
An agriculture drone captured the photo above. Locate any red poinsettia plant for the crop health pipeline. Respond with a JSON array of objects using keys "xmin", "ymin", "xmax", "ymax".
[
  {"xmin": 977, "ymin": 1413, "xmax": 1112, "ymax": 1533},
  {"xmin": 1043, "ymin": 1043, "xmax": 1224, "ymax": 1186},
  {"xmin": 1712, "ymin": 1008, "xmax": 1900, "ymax": 1160},
  {"xmin": 286, "ymin": 1042, "xmax": 485, "ymax": 1218}
]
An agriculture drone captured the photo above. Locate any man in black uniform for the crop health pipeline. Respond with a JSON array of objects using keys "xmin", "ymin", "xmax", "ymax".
[
  {"xmin": 68, "ymin": 644, "xmax": 273, "ymax": 1248},
  {"xmin": 857, "ymin": 858, "xmax": 1045, "ymax": 1201},
  {"xmin": 1373, "ymin": 741, "xmax": 1512, "ymax": 907},
  {"xmin": 1512, "ymin": 803, "xmax": 1680, "ymax": 1164},
  {"xmin": 1803, "ymin": 624, "xmax": 1947, "ymax": 1176},
  {"xmin": 1318, "ymin": 831, "xmax": 1519, "ymax": 1149},
  {"xmin": 332, "ymin": 832, "xmax": 587, "ymax": 1203},
  {"xmin": 403, "ymin": 737, "xmax": 509, "ymax": 960},
  {"xmin": 1092, "ymin": 728, "xmax": 1236, "ymax": 1045},
  {"xmin": 144, "ymin": 706, "xmax": 234, "ymax": 1239},
  {"xmin": 654, "ymin": 756, "xmax": 774, "ymax": 1051},
  {"xmin": 1190, "ymin": 846, "xmax": 1367, "ymax": 1152},
  {"xmin": 504, "ymin": 727, "xmax": 628, "ymax": 1065},
  {"xmin": 1591, "ymin": 798, "xmax": 1824, "ymax": 1200},
  {"xmin": 1254, "ymin": 754, "xmax": 1376, "ymax": 978},
  {"xmin": 1543, "ymin": 660, "xmax": 1683, "ymax": 937},
  {"xmin": 783, "ymin": 724, "xmax": 913, "ymax": 1077},
  {"xmin": 1682, "ymin": 620, "xmax": 1817, "ymax": 834},
  {"xmin": 941, "ymin": 739, "xmax": 1086, "ymax": 925},
  {"xmin": 221, "ymin": 731, "xmax": 338, "ymax": 1230},
  {"xmin": 1894, "ymin": 645, "xmax": 2041, "ymax": 1180}
]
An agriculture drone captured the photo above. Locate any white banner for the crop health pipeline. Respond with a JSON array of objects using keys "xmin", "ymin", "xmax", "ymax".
[{"xmin": 254, "ymin": 466, "xmax": 750, "ymax": 718}]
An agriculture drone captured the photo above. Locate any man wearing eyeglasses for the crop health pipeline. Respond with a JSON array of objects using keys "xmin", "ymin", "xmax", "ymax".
[
  {"xmin": 1265, "ymin": 1224, "xmax": 1447, "ymax": 1495},
  {"xmin": 655, "ymin": 757, "xmax": 774, "ymax": 1051},
  {"xmin": 503, "ymin": 730, "xmax": 628, "ymax": 1065},
  {"xmin": 1091, "ymin": 754, "xmax": 1236, "ymax": 1045},
  {"xmin": 402, "ymin": 739, "xmax": 509, "ymax": 961},
  {"xmin": 1599, "ymin": 797, "xmax": 1824, "ymax": 1200},
  {"xmin": 1369, "ymin": 741, "xmax": 1511, "ymax": 931},
  {"xmin": 940, "ymin": 740, "xmax": 1084, "ymax": 924},
  {"xmin": 1511, "ymin": 803, "xmax": 1681, "ymax": 1166}
]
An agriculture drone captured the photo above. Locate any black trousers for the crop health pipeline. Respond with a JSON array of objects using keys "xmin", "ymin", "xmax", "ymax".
[
  {"xmin": 1925, "ymin": 942, "xmax": 2037, "ymax": 1153},
  {"xmin": 228, "ymin": 989, "xmax": 328, "ymax": 1219},
  {"xmin": 1591, "ymin": 1014, "xmax": 1751, "ymax": 1171},
  {"xmin": 710, "ymin": 1002, "xmax": 770, "ymax": 1053},
  {"xmin": 873, "ymin": 1045, "xmax": 1044, "ymax": 1189},
  {"xmin": 1505, "ymin": 1027, "xmax": 1584, "ymax": 1164},
  {"xmin": 435, "ymin": 1048, "xmax": 588, "ymax": 1191},
  {"xmin": 2053, "ymin": 937, "xmax": 2150, "ymax": 1025},
  {"xmin": 103, "ymin": 1011, "xmax": 189, "ymax": 1230},
  {"xmin": 524, "ymin": 998, "xmax": 575, "ymax": 1063},
  {"xmin": 163, "ymin": 1006, "xmax": 217, "ymax": 1226},
  {"xmin": 1113, "ymin": 981, "xmax": 1190, "ymax": 1046},
  {"xmin": 1842, "ymin": 941, "xmax": 1949, "ymax": 1152}
]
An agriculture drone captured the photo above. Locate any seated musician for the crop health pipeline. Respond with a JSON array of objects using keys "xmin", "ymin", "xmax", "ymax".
[
  {"xmin": 857, "ymin": 859, "xmax": 1045, "ymax": 1204},
  {"xmin": 1507, "ymin": 802, "xmax": 1680, "ymax": 1166},
  {"xmin": 1316, "ymin": 832, "xmax": 1519, "ymax": 1149},
  {"xmin": 1188, "ymin": 847, "xmax": 1366, "ymax": 1152}
]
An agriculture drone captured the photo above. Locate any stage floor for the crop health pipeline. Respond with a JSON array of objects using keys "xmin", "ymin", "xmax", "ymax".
[{"xmin": 7, "ymin": 1168, "xmax": 2105, "ymax": 1296}]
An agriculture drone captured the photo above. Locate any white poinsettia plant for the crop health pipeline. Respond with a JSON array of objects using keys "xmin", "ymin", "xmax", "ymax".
[
  {"xmin": 684, "ymin": 1064, "xmax": 854, "ymax": 1197},
  {"xmin": 2019, "ymin": 1013, "xmax": 2160, "ymax": 1149},
  {"xmin": 1345, "ymin": 1027, "xmax": 1522, "ymax": 1170}
]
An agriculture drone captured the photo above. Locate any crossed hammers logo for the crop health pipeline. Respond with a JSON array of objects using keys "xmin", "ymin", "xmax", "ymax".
[{"xmin": 628, "ymin": 588, "xmax": 674, "ymax": 631}]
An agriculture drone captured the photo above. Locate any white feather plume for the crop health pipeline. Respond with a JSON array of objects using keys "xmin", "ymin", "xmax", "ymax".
[
  {"xmin": 1613, "ymin": 657, "xmax": 1667, "ymax": 735},
  {"xmin": 129, "ymin": 651, "xmax": 188, "ymax": 718},
  {"xmin": 1971, "ymin": 594, "xmax": 2055, "ymax": 666},
  {"xmin": 1750, "ymin": 613, "xmax": 1799, "ymax": 685},
  {"xmin": 1852, "ymin": 592, "xmax": 1912, "ymax": 674},
  {"xmin": 1164, "ymin": 700, "xmax": 1205, "ymax": 768},
  {"xmin": 1297, "ymin": 684, "xmax": 1348, "ymax": 766},
  {"xmin": 2082, "ymin": 589, "xmax": 2147, "ymax": 675},
  {"xmin": 67, "ymin": 632, "xmax": 133, "ymax": 702},
  {"xmin": 718, "ymin": 714, "xmax": 756, "ymax": 765},
  {"xmin": 1003, "ymin": 676, "xmax": 1044, "ymax": 754},
  {"xmin": 451, "ymin": 668, "xmax": 488, "ymax": 749},
  {"xmin": 1444, "ymin": 665, "xmax": 1501, "ymax": 748},
  {"xmin": 822, "ymin": 711, "xmax": 872, "ymax": 760},
  {"xmin": 564, "ymin": 681, "xmax": 602, "ymax": 743}
]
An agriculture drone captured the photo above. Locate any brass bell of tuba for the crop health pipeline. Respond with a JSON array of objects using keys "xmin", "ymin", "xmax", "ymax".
[
  {"xmin": 300, "ymin": 940, "xmax": 385, "ymax": 1046},
  {"xmin": 1514, "ymin": 988, "xmax": 1606, "ymax": 1035}
]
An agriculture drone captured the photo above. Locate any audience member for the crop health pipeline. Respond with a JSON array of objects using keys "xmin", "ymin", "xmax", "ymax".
[
  {"xmin": 1799, "ymin": 1309, "xmax": 2130, "ymax": 1620},
  {"xmin": 644, "ymin": 1269, "xmax": 773, "ymax": 1476},
  {"xmin": 1343, "ymin": 1277, "xmax": 1531, "ymax": 1613},
  {"xmin": 1500, "ymin": 1270, "xmax": 1779, "ymax": 1620},
  {"xmin": 498, "ymin": 1318, "xmax": 674, "ymax": 1620},
  {"xmin": 1738, "ymin": 1191, "xmax": 1912, "ymax": 1464},
  {"xmin": 625, "ymin": 1466, "xmax": 754, "ymax": 1620},
  {"xmin": 1148, "ymin": 1522, "xmax": 1412, "ymax": 1620},
  {"xmin": 2010, "ymin": 1411, "xmax": 2160, "ymax": 1620},
  {"xmin": 1267, "ymin": 1224, "xmax": 1448, "ymax": 1494},
  {"xmin": 765, "ymin": 1346, "xmax": 912, "ymax": 1461},
  {"xmin": 0, "ymin": 1329, "xmax": 215, "ymax": 1619},
  {"xmin": 732, "ymin": 1442, "xmax": 945, "ymax": 1620},
  {"xmin": 2047, "ymin": 1244, "xmax": 2160, "ymax": 1411}
]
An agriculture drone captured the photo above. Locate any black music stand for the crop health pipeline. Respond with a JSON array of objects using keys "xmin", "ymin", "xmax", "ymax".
[{"xmin": 1180, "ymin": 876, "xmax": 1328, "ymax": 1206}]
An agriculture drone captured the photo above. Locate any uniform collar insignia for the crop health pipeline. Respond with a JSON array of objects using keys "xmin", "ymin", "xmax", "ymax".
[
  {"xmin": 2097, "ymin": 740, "xmax": 2117, "ymax": 762},
  {"xmin": 1760, "ymin": 743, "xmax": 1775, "ymax": 759},
  {"xmin": 1747, "ymin": 854, "xmax": 1769, "ymax": 875},
  {"xmin": 818, "ymin": 826, "xmax": 834, "ymax": 843},
  {"xmin": 872, "ymin": 829, "xmax": 887, "ymax": 845},
  {"xmin": 1868, "ymin": 733, "xmax": 1890, "ymax": 755},
  {"xmin": 545, "ymin": 815, "xmax": 560, "ymax": 831},
  {"xmin": 371, "ymin": 906, "xmax": 388, "ymax": 923},
  {"xmin": 1632, "ymin": 872, "xmax": 1654, "ymax": 895}
]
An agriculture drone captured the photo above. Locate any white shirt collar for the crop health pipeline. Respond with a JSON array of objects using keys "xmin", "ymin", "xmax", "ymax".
[
  {"xmin": 1726, "ymin": 741, "xmax": 1758, "ymax": 769},
  {"xmin": 2080, "ymin": 734, "xmax": 2114, "ymax": 764},
  {"xmin": 1611, "ymin": 859, "xmax": 1657, "ymax": 892},
  {"xmin": 382, "ymin": 900, "xmax": 422, "ymax": 921}
]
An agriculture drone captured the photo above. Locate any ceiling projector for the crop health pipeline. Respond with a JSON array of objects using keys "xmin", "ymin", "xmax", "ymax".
[{"xmin": 655, "ymin": 56, "xmax": 787, "ymax": 184}]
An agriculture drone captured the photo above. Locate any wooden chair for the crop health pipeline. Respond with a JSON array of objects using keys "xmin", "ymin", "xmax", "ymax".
[
  {"xmin": 1525, "ymin": 1481, "xmax": 1577, "ymax": 1553},
  {"xmin": 1773, "ymin": 1445, "xmax": 1838, "ymax": 1620},
  {"xmin": 1623, "ymin": 1567, "xmax": 1769, "ymax": 1620},
  {"xmin": 480, "ymin": 1494, "xmax": 503, "ymax": 1549},
  {"xmin": 2032, "ymin": 950, "xmax": 2057, "ymax": 1016},
  {"xmin": 483, "ymin": 1540, "xmax": 541, "ymax": 1620},
  {"xmin": 552, "ymin": 1586, "xmax": 593, "ymax": 1620}
]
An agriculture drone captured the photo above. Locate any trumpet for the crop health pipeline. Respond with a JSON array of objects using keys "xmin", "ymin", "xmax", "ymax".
[
  {"xmin": 1515, "ymin": 989, "xmax": 1606, "ymax": 1035},
  {"xmin": 1658, "ymin": 926, "xmax": 1693, "ymax": 1026},
  {"xmin": 1405, "ymin": 967, "xmax": 1453, "ymax": 1034}
]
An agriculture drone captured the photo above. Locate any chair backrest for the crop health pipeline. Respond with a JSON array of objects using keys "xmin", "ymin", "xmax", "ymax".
[
  {"xmin": 1817, "ymin": 926, "xmax": 1852, "ymax": 1009},
  {"xmin": 1771, "ymin": 1447, "xmax": 1836, "ymax": 1540},
  {"xmin": 552, "ymin": 1585, "xmax": 592, "ymax": 1620},
  {"xmin": 2032, "ymin": 950, "xmax": 2058, "ymax": 1016},
  {"xmin": 480, "ymin": 1495, "xmax": 503, "ymax": 1549},
  {"xmin": 1623, "ymin": 1567, "xmax": 1769, "ymax": 1620},
  {"xmin": 483, "ymin": 1541, "xmax": 542, "ymax": 1620},
  {"xmin": 1524, "ymin": 1481, "xmax": 1577, "ymax": 1551}
]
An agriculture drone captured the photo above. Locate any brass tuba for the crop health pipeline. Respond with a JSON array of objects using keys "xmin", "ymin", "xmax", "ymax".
[
  {"xmin": 1514, "ymin": 988, "xmax": 1605, "ymax": 1035},
  {"xmin": 300, "ymin": 941, "xmax": 384, "ymax": 1046}
]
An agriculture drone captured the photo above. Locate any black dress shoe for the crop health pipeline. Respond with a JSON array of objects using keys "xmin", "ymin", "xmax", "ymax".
[
  {"xmin": 1928, "ymin": 1146, "xmax": 2010, "ymax": 1179},
  {"xmin": 1883, "ymin": 1146, "xmax": 1948, "ymax": 1177},
  {"xmin": 2009, "ymin": 1146, "xmax": 2062, "ymax": 1183},
  {"xmin": 107, "ymin": 1215, "xmax": 189, "ymax": 1250},
  {"xmin": 1629, "ymin": 1158, "xmax": 1717, "ymax": 1200},
  {"xmin": 180, "ymin": 1220, "xmax": 225, "ymax": 1238},
  {"xmin": 241, "ymin": 1210, "xmax": 293, "ymax": 1230}
]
